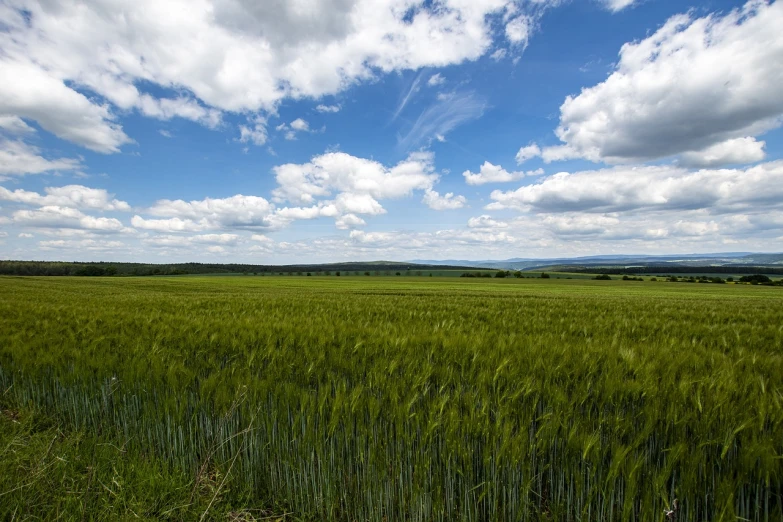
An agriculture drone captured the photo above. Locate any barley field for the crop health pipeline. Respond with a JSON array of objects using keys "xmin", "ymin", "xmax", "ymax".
[{"xmin": 1, "ymin": 276, "xmax": 781, "ymax": 521}]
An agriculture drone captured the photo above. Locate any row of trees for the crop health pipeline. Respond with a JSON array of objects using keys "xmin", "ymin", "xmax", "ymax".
[
  {"xmin": 461, "ymin": 271, "xmax": 552, "ymax": 279},
  {"xmin": 593, "ymin": 273, "xmax": 783, "ymax": 286}
]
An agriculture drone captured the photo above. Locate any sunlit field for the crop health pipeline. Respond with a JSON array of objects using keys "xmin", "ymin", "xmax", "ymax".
[{"xmin": 1, "ymin": 276, "xmax": 781, "ymax": 521}]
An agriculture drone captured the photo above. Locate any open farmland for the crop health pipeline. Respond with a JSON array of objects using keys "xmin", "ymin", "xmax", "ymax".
[{"xmin": 1, "ymin": 276, "xmax": 782, "ymax": 521}]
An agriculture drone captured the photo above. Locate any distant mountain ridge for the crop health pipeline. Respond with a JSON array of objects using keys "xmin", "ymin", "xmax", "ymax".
[{"xmin": 410, "ymin": 253, "xmax": 783, "ymax": 271}]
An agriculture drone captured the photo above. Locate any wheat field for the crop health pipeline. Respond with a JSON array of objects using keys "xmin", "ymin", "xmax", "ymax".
[{"xmin": 1, "ymin": 276, "xmax": 781, "ymax": 521}]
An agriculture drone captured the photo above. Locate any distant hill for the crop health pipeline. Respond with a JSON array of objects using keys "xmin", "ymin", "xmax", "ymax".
[
  {"xmin": 3, "ymin": 253, "xmax": 782, "ymax": 277},
  {"xmin": 411, "ymin": 253, "xmax": 783, "ymax": 271}
]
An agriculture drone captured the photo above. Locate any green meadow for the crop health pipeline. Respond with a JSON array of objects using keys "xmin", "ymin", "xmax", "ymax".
[{"xmin": 1, "ymin": 276, "xmax": 781, "ymax": 521}]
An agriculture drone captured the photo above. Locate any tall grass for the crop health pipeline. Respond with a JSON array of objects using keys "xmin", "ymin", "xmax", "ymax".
[{"xmin": 1, "ymin": 276, "xmax": 781, "ymax": 520}]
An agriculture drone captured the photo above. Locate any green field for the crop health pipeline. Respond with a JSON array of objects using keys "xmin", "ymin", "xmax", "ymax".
[{"xmin": 1, "ymin": 276, "xmax": 781, "ymax": 521}]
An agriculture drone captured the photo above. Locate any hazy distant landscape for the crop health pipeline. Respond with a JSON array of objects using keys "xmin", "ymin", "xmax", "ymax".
[{"xmin": 3, "ymin": 251, "xmax": 783, "ymax": 277}]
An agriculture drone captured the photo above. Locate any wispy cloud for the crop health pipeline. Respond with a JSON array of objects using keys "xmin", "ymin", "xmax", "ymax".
[
  {"xmin": 397, "ymin": 92, "xmax": 487, "ymax": 150},
  {"xmin": 392, "ymin": 72, "xmax": 424, "ymax": 121}
]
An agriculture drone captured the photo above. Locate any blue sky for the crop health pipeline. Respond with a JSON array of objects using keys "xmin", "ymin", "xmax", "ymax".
[{"xmin": 1, "ymin": 0, "xmax": 782, "ymax": 263}]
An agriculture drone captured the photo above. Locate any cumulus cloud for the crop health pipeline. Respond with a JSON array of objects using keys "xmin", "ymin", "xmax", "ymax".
[
  {"xmin": 0, "ymin": 116, "xmax": 35, "ymax": 135},
  {"xmin": 126, "ymin": 151, "xmax": 452, "ymax": 233},
  {"xmin": 468, "ymin": 215, "xmax": 508, "ymax": 229},
  {"xmin": 0, "ymin": 185, "xmax": 130, "ymax": 211},
  {"xmin": 541, "ymin": 0, "xmax": 783, "ymax": 166},
  {"xmin": 515, "ymin": 144, "xmax": 542, "ymax": 164},
  {"xmin": 487, "ymin": 161, "xmax": 783, "ymax": 214},
  {"xmin": 0, "ymin": 139, "xmax": 82, "ymax": 177},
  {"xmin": 0, "ymin": 60, "xmax": 132, "ymax": 153},
  {"xmin": 335, "ymin": 213, "xmax": 367, "ymax": 230},
  {"xmin": 273, "ymin": 151, "xmax": 438, "ymax": 205},
  {"xmin": 239, "ymin": 117, "xmax": 268, "ymax": 146},
  {"xmin": 12, "ymin": 206, "xmax": 126, "ymax": 232},
  {"xmin": 275, "ymin": 118, "xmax": 315, "ymax": 141},
  {"xmin": 463, "ymin": 162, "xmax": 543, "ymax": 185},
  {"xmin": 130, "ymin": 216, "xmax": 211, "ymax": 233},
  {"xmin": 143, "ymin": 194, "xmax": 276, "ymax": 230},
  {"xmin": 679, "ymin": 137, "xmax": 766, "ymax": 168},
  {"xmin": 0, "ymin": 0, "xmax": 532, "ymax": 151},
  {"xmin": 290, "ymin": 118, "xmax": 310, "ymax": 132},
  {"xmin": 422, "ymin": 189, "xmax": 466, "ymax": 210}
]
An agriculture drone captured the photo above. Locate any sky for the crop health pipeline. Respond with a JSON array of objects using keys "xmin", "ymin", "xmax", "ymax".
[{"xmin": 1, "ymin": 0, "xmax": 782, "ymax": 264}]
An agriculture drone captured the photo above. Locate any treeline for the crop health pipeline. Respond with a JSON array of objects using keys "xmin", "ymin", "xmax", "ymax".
[
  {"xmin": 461, "ymin": 271, "xmax": 551, "ymax": 279},
  {"xmin": 0, "ymin": 260, "xmax": 478, "ymax": 277},
  {"xmin": 563, "ymin": 265, "xmax": 783, "ymax": 275}
]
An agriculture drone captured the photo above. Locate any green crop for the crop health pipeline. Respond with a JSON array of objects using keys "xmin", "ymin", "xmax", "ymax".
[{"xmin": 1, "ymin": 276, "xmax": 781, "ymax": 521}]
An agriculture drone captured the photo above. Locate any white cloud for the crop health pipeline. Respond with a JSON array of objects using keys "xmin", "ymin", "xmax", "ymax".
[
  {"xmin": 427, "ymin": 73, "xmax": 445, "ymax": 87},
  {"xmin": 335, "ymin": 214, "xmax": 367, "ymax": 230},
  {"xmin": 0, "ymin": 59, "xmax": 132, "ymax": 153},
  {"xmin": 158, "ymin": 130, "xmax": 173, "ymax": 138},
  {"xmin": 239, "ymin": 117, "xmax": 268, "ymax": 146},
  {"xmin": 487, "ymin": 161, "xmax": 783, "ymax": 214},
  {"xmin": 422, "ymin": 189, "xmax": 466, "ymax": 210},
  {"xmin": 39, "ymin": 238, "xmax": 126, "ymax": 250},
  {"xmin": 601, "ymin": 0, "xmax": 639, "ymax": 12},
  {"xmin": 190, "ymin": 233, "xmax": 239, "ymax": 245},
  {"xmin": 18, "ymin": 233, "xmax": 34, "ymax": 238},
  {"xmin": 275, "ymin": 118, "xmax": 314, "ymax": 141},
  {"xmin": 12, "ymin": 206, "xmax": 126, "ymax": 232},
  {"xmin": 0, "ymin": 0, "xmax": 531, "ymax": 152},
  {"xmin": 316, "ymin": 104, "xmax": 341, "ymax": 113},
  {"xmin": 679, "ymin": 137, "xmax": 766, "ymax": 168},
  {"xmin": 490, "ymin": 48, "xmax": 507, "ymax": 61},
  {"xmin": 392, "ymin": 72, "xmax": 424, "ymax": 121},
  {"xmin": 250, "ymin": 234, "xmax": 274, "ymax": 243},
  {"xmin": 0, "ymin": 116, "xmax": 35, "ymax": 134},
  {"xmin": 468, "ymin": 215, "xmax": 508, "ymax": 229},
  {"xmin": 128, "ymin": 152, "xmax": 451, "ymax": 233},
  {"xmin": 141, "ymin": 234, "xmax": 238, "ymax": 251},
  {"xmin": 137, "ymin": 95, "xmax": 222, "ymax": 128},
  {"xmin": 144, "ymin": 194, "xmax": 276, "ymax": 230},
  {"xmin": 515, "ymin": 143, "xmax": 542, "ymax": 164},
  {"xmin": 348, "ymin": 228, "xmax": 520, "ymax": 251},
  {"xmin": 333, "ymin": 193, "xmax": 386, "ymax": 215},
  {"xmin": 463, "ymin": 161, "xmax": 542, "ymax": 185},
  {"xmin": 542, "ymin": 1, "xmax": 783, "ymax": 166},
  {"xmin": 273, "ymin": 151, "xmax": 438, "ymax": 205},
  {"xmin": 0, "ymin": 139, "xmax": 82, "ymax": 177},
  {"xmin": 290, "ymin": 118, "xmax": 310, "ymax": 132},
  {"xmin": 505, "ymin": 16, "xmax": 531, "ymax": 49},
  {"xmin": 671, "ymin": 220, "xmax": 720, "ymax": 237},
  {"xmin": 397, "ymin": 91, "xmax": 486, "ymax": 150},
  {"xmin": 272, "ymin": 151, "xmax": 444, "ymax": 227},
  {"xmin": 0, "ymin": 184, "xmax": 130, "ymax": 211},
  {"xmin": 130, "ymin": 216, "xmax": 211, "ymax": 233}
]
